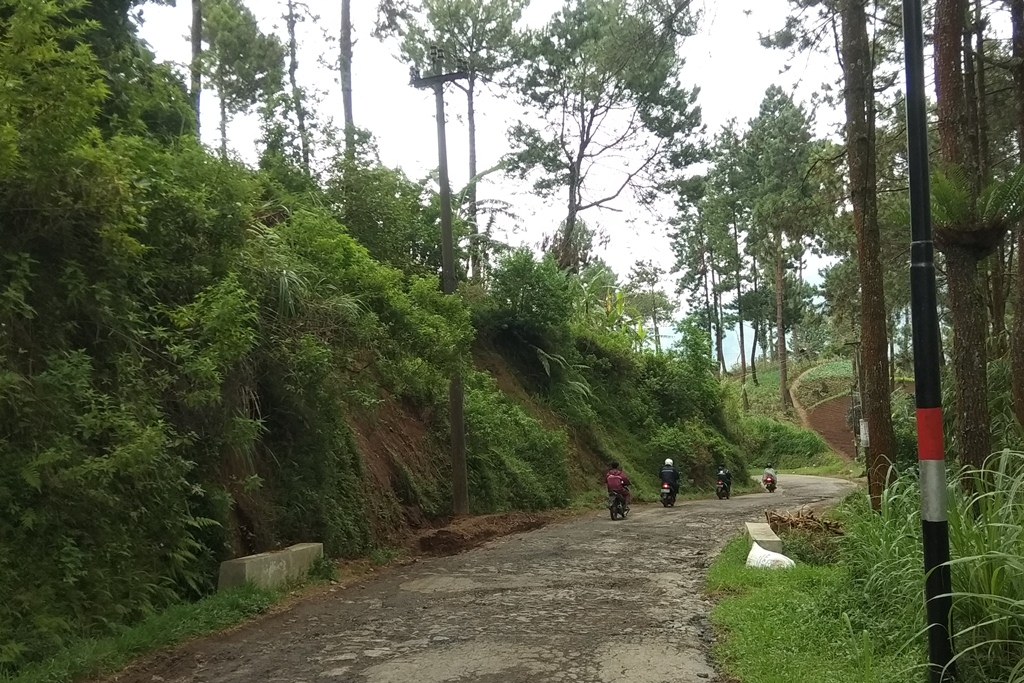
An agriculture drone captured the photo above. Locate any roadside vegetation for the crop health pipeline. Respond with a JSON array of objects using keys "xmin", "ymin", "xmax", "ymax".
[{"xmin": 709, "ymin": 451, "xmax": 1024, "ymax": 683}]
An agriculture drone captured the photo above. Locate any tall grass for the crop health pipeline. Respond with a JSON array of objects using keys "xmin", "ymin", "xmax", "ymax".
[{"xmin": 839, "ymin": 451, "xmax": 1024, "ymax": 682}]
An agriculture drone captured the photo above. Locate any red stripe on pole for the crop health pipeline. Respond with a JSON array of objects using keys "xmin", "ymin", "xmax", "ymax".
[{"xmin": 916, "ymin": 407, "xmax": 945, "ymax": 461}]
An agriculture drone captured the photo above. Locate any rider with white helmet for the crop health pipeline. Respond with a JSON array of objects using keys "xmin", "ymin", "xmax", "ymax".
[{"xmin": 659, "ymin": 458, "xmax": 680, "ymax": 496}]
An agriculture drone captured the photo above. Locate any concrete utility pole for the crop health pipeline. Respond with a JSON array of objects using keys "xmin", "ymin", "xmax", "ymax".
[
  {"xmin": 411, "ymin": 47, "xmax": 470, "ymax": 516},
  {"xmin": 901, "ymin": 0, "xmax": 956, "ymax": 679}
]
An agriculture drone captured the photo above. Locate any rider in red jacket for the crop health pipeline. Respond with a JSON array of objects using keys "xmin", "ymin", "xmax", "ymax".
[{"xmin": 605, "ymin": 461, "xmax": 632, "ymax": 507}]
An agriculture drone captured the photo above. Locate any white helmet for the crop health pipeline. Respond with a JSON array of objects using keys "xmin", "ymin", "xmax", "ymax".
[{"xmin": 665, "ymin": 458, "xmax": 673, "ymax": 466}]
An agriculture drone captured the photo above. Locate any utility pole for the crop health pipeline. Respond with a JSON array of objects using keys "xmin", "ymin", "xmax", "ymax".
[
  {"xmin": 902, "ymin": 0, "xmax": 956, "ymax": 679},
  {"xmin": 411, "ymin": 47, "xmax": 470, "ymax": 517}
]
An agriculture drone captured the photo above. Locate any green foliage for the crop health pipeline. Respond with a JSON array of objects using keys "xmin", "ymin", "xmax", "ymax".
[
  {"xmin": 707, "ymin": 536, "xmax": 919, "ymax": 683},
  {"xmin": 741, "ymin": 416, "xmax": 836, "ymax": 470},
  {"xmin": 507, "ymin": 0, "xmax": 702, "ymax": 228},
  {"xmin": 481, "ymin": 248, "xmax": 573, "ymax": 348},
  {"xmin": 477, "ymin": 249, "xmax": 750, "ymax": 502},
  {"xmin": 7, "ymin": 583, "xmax": 280, "ymax": 683},
  {"xmin": 802, "ymin": 359, "xmax": 854, "ymax": 382},
  {"xmin": 326, "ymin": 160, "xmax": 450, "ymax": 277},
  {"xmin": 0, "ymin": 2, "xmax": 571, "ymax": 672},
  {"xmin": 648, "ymin": 421, "xmax": 748, "ymax": 488},
  {"xmin": 464, "ymin": 373, "xmax": 571, "ymax": 512},
  {"xmin": 837, "ymin": 453, "xmax": 1024, "ymax": 682}
]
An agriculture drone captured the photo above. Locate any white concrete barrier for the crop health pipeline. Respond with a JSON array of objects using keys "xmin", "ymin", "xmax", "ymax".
[
  {"xmin": 218, "ymin": 542, "xmax": 324, "ymax": 592},
  {"xmin": 744, "ymin": 522, "xmax": 783, "ymax": 554}
]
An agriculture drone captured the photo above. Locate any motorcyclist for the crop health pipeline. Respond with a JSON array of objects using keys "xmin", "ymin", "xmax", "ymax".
[
  {"xmin": 716, "ymin": 463, "xmax": 732, "ymax": 493},
  {"xmin": 659, "ymin": 458, "xmax": 680, "ymax": 496},
  {"xmin": 605, "ymin": 461, "xmax": 632, "ymax": 509},
  {"xmin": 762, "ymin": 462, "xmax": 778, "ymax": 487}
]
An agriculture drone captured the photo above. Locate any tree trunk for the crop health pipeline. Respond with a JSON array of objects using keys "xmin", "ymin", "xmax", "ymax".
[
  {"xmin": 988, "ymin": 244, "xmax": 1008, "ymax": 355},
  {"xmin": 286, "ymin": 0, "xmax": 310, "ymax": 174},
  {"xmin": 975, "ymin": 0, "xmax": 990, "ymax": 182},
  {"xmin": 750, "ymin": 321, "xmax": 759, "ymax": 386},
  {"xmin": 651, "ymin": 282, "xmax": 662, "ymax": 354},
  {"xmin": 774, "ymin": 232, "xmax": 790, "ymax": 411},
  {"xmin": 889, "ymin": 314, "xmax": 896, "ymax": 392},
  {"xmin": 190, "ymin": 0, "xmax": 202, "ymax": 132},
  {"xmin": 341, "ymin": 0, "xmax": 354, "ymax": 160},
  {"xmin": 733, "ymin": 220, "xmax": 747, "ymax": 383},
  {"xmin": 945, "ymin": 250, "xmax": 991, "ymax": 468},
  {"xmin": 467, "ymin": 75, "xmax": 481, "ymax": 280},
  {"xmin": 841, "ymin": 0, "xmax": 896, "ymax": 510},
  {"xmin": 935, "ymin": 0, "xmax": 969, "ymax": 168},
  {"xmin": 219, "ymin": 92, "xmax": 228, "ymax": 158},
  {"xmin": 1011, "ymin": 0, "xmax": 1024, "ymax": 426},
  {"xmin": 711, "ymin": 258, "xmax": 727, "ymax": 374},
  {"xmin": 963, "ymin": 20, "xmax": 982, "ymax": 193},
  {"xmin": 702, "ymin": 239, "xmax": 714, "ymax": 357},
  {"xmin": 750, "ymin": 256, "xmax": 759, "ymax": 385},
  {"xmin": 559, "ymin": 161, "xmax": 582, "ymax": 271}
]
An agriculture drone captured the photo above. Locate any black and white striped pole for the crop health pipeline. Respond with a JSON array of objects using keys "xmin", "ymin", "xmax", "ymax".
[{"xmin": 901, "ymin": 0, "xmax": 957, "ymax": 680}]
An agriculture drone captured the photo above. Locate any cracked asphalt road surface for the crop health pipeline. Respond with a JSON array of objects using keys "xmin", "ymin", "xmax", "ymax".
[{"xmin": 112, "ymin": 474, "xmax": 855, "ymax": 683}]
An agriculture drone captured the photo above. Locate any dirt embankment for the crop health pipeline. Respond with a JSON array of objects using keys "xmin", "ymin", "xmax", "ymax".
[
  {"xmin": 791, "ymin": 367, "xmax": 916, "ymax": 462},
  {"xmin": 345, "ymin": 343, "xmax": 608, "ymax": 553},
  {"xmin": 808, "ymin": 394, "xmax": 856, "ymax": 460}
]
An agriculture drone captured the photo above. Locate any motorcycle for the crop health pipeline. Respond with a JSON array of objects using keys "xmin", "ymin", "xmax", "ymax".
[
  {"xmin": 715, "ymin": 479, "xmax": 730, "ymax": 500},
  {"xmin": 764, "ymin": 474, "xmax": 777, "ymax": 493},
  {"xmin": 607, "ymin": 489, "xmax": 629, "ymax": 520},
  {"xmin": 660, "ymin": 482, "xmax": 677, "ymax": 507}
]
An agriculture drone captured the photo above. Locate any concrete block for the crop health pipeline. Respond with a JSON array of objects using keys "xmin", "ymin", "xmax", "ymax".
[
  {"xmin": 218, "ymin": 542, "xmax": 324, "ymax": 592},
  {"xmin": 744, "ymin": 522, "xmax": 783, "ymax": 554}
]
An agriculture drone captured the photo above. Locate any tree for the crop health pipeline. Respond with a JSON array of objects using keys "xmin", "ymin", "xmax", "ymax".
[
  {"xmin": 285, "ymin": 0, "xmax": 311, "ymax": 172},
  {"xmin": 377, "ymin": 0, "xmax": 529, "ymax": 279},
  {"xmin": 201, "ymin": 0, "xmax": 284, "ymax": 157},
  {"xmin": 670, "ymin": 208, "xmax": 718, "ymax": 366},
  {"xmin": 743, "ymin": 86, "xmax": 819, "ymax": 412},
  {"xmin": 341, "ymin": 0, "xmax": 354, "ymax": 159},
  {"xmin": 709, "ymin": 122, "xmax": 751, "ymax": 384},
  {"xmin": 839, "ymin": 0, "xmax": 896, "ymax": 509},
  {"xmin": 932, "ymin": 0, "xmax": 1019, "ymax": 468},
  {"xmin": 507, "ymin": 0, "xmax": 702, "ymax": 271},
  {"xmin": 626, "ymin": 260, "xmax": 676, "ymax": 353},
  {"xmin": 1011, "ymin": 0, "xmax": 1024, "ymax": 427}
]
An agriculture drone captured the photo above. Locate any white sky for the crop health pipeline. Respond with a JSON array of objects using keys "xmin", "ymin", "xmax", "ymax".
[{"xmin": 135, "ymin": 0, "xmax": 845, "ymax": 358}]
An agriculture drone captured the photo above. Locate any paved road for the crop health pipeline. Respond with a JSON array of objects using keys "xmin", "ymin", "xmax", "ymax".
[{"xmin": 114, "ymin": 474, "xmax": 855, "ymax": 683}]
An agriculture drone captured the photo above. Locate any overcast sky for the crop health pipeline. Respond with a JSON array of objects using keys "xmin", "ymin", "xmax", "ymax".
[{"xmin": 136, "ymin": 0, "xmax": 844, "ymax": 361}]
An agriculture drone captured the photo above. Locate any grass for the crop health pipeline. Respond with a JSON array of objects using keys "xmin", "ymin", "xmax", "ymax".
[
  {"xmin": 3, "ymin": 559, "xmax": 351, "ymax": 683},
  {"xmin": 780, "ymin": 452, "xmax": 862, "ymax": 479},
  {"xmin": 709, "ymin": 452, "xmax": 1024, "ymax": 683},
  {"xmin": 801, "ymin": 359, "xmax": 854, "ymax": 382},
  {"xmin": 838, "ymin": 453, "xmax": 1024, "ymax": 683},
  {"xmin": 5, "ymin": 583, "xmax": 283, "ymax": 683},
  {"xmin": 706, "ymin": 536, "xmax": 919, "ymax": 683}
]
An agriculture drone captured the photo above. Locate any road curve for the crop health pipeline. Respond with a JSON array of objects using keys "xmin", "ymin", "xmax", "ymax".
[{"xmin": 110, "ymin": 474, "xmax": 855, "ymax": 683}]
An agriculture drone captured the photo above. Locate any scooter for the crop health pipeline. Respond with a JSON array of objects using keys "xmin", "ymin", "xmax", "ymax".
[
  {"xmin": 607, "ymin": 489, "xmax": 630, "ymax": 520},
  {"xmin": 660, "ymin": 482, "xmax": 677, "ymax": 507},
  {"xmin": 763, "ymin": 474, "xmax": 777, "ymax": 493},
  {"xmin": 716, "ymin": 479, "xmax": 730, "ymax": 500}
]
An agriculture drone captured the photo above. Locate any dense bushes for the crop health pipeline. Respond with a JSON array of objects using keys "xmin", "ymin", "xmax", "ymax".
[
  {"xmin": 741, "ymin": 416, "xmax": 833, "ymax": 470},
  {"xmin": 477, "ymin": 250, "xmax": 749, "ymax": 498}
]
